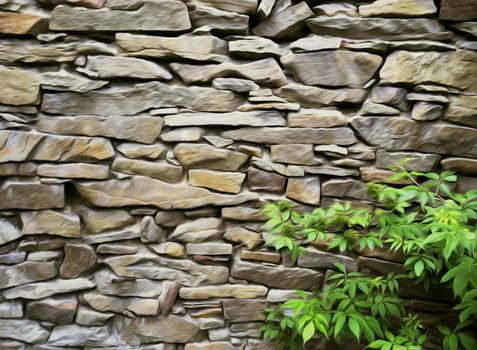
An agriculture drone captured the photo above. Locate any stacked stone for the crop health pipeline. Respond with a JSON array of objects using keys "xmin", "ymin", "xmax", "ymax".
[{"xmin": 0, "ymin": 0, "xmax": 476, "ymax": 348}]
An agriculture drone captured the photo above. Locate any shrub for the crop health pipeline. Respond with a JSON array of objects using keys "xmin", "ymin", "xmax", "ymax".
[{"xmin": 261, "ymin": 161, "xmax": 477, "ymax": 350}]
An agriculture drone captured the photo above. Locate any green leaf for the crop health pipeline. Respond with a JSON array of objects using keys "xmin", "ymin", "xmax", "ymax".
[
  {"xmin": 348, "ymin": 318, "xmax": 361, "ymax": 341},
  {"xmin": 458, "ymin": 333, "xmax": 477, "ymax": 350},
  {"xmin": 414, "ymin": 260, "xmax": 425, "ymax": 277},
  {"xmin": 302, "ymin": 321, "xmax": 315, "ymax": 344}
]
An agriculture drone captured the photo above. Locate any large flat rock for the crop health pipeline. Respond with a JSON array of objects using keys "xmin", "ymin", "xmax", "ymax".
[
  {"xmin": 133, "ymin": 315, "xmax": 201, "ymax": 343},
  {"xmin": 359, "ymin": 0, "xmax": 437, "ymax": 17},
  {"xmin": 439, "ymin": 0, "xmax": 477, "ymax": 21},
  {"xmin": 50, "ymin": 1, "xmax": 191, "ymax": 31},
  {"xmin": 3, "ymin": 278, "xmax": 95, "ymax": 299},
  {"xmin": 0, "ymin": 11, "xmax": 47, "ymax": 35},
  {"xmin": 164, "ymin": 111, "xmax": 285, "ymax": 127},
  {"xmin": 350, "ymin": 117, "xmax": 477, "ymax": 158},
  {"xmin": 380, "ymin": 50, "xmax": 477, "ymax": 92},
  {"xmin": 0, "ymin": 262, "xmax": 58, "ymax": 289},
  {"xmin": 0, "ymin": 65, "xmax": 40, "ymax": 105},
  {"xmin": 0, "ymin": 181, "xmax": 64, "ymax": 210},
  {"xmin": 0, "ymin": 319, "xmax": 49, "ymax": 344},
  {"xmin": 41, "ymin": 82, "xmax": 243, "ymax": 115}
]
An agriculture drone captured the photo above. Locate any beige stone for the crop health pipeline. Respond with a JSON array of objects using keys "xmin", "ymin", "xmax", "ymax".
[
  {"xmin": 174, "ymin": 143, "xmax": 249, "ymax": 171},
  {"xmin": 4, "ymin": 278, "xmax": 95, "ymax": 299},
  {"xmin": 170, "ymin": 58, "xmax": 287, "ymax": 87},
  {"xmin": 224, "ymin": 227, "xmax": 262, "ymax": 248},
  {"xmin": 82, "ymin": 291, "xmax": 158, "ymax": 316},
  {"xmin": 40, "ymin": 70, "xmax": 108, "ymax": 93},
  {"xmin": 164, "ymin": 111, "xmax": 285, "ymax": 127},
  {"xmin": 442, "ymin": 157, "xmax": 477, "ymax": 175},
  {"xmin": 150, "ymin": 242, "xmax": 186, "ymax": 258},
  {"xmin": 0, "ymin": 181, "xmax": 64, "ymax": 210},
  {"xmin": 133, "ymin": 315, "xmax": 200, "ymax": 343},
  {"xmin": 0, "ymin": 66, "xmax": 40, "ymax": 105},
  {"xmin": 80, "ymin": 208, "xmax": 134, "ymax": 234},
  {"xmin": 190, "ymin": 0, "xmax": 258, "ymax": 14},
  {"xmin": 360, "ymin": 0, "xmax": 436, "ymax": 17},
  {"xmin": 0, "ymin": 11, "xmax": 47, "ymax": 35},
  {"xmin": 281, "ymin": 50, "xmax": 382, "ymax": 87},
  {"xmin": 94, "ymin": 269, "xmax": 163, "ymax": 298},
  {"xmin": 228, "ymin": 37, "xmax": 282, "ymax": 58},
  {"xmin": 75, "ymin": 306, "xmax": 114, "ymax": 326},
  {"xmin": 289, "ymin": 36, "xmax": 342, "ymax": 52},
  {"xmin": 0, "ymin": 220, "xmax": 23, "ymax": 246},
  {"xmin": 21, "ymin": 210, "xmax": 80, "ymax": 237},
  {"xmin": 271, "ymin": 144, "xmax": 322, "ymax": 165},
  {"xmin": 190, "ymin": 5, "xmax": 249, "ymax": 35},
  {"xmin": 116, "ymin": 142, "xmax": 168, "ymax": 160},
  {"xmin": 223, "ymin": 299, "xmax": 266, "ymax": 322},
  {"xmin": 180, "ymin": 284, "xmax": 267, "ymax": 300},
  {"xmin": 112, "ymin": 158, "xmax": 183, "ymax": 183},
  {"xmin": 286, "ymin": 177, "xmax": 321, "ymax": 205},
  {"xmin": 47, "ymin": 324, "xmax": 119, "ymax": 347},
  {"xmin": 0, "ymin": 261, "xmax": 58, "ymax": 289},
  {"xmin": 189, "ymin": 169, "xmax": 245, "ymax": 194},
  {"xmin": 169, "ymin": 218, "xmax": 224, "ymax": 243},
  {"xmin": 288, "ymin": 109, "xmax": 346, "ymax": 128},
  {"xmin": 444, "ymin": 95, "xmax": 477, "ymax": 128},
  {"xmin": 50, "ymin": 1, "xmax": 191, "ymax": 31},
  {"xmin": 241, "ymin": 250, "xmax": 280, "ymax": 263},
  {"xmin": 37, "ymin": 163, "xmax": 109, "ymax": 179},
  {"xmin": 376, "ymin": 150, "xmax": 440, "ymax": 172}
]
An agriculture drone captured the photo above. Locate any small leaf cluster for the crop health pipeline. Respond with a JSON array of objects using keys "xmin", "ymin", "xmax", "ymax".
[{"xmin": 262, "ymin": 161, "xmax": 477, "ymax": 350}]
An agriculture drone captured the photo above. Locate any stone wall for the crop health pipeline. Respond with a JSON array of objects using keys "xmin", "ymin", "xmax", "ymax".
[{"xmin": 0, "ymin": 0, "xmax": 477, "ymax": 349}]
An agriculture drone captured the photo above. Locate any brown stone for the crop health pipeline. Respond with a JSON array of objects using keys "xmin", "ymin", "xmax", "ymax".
[
  {"xmin": 322, "ymin": 179, "xmax": 370, "ymax": 201},
  {"xmin": 246, "ymin": 167, "xmax": 286, "ymax": 193},
  {"xmin": 0, "ymin": 66, "xmax": 40, "ymax": 105},
  {"xmin": 27, "ymin": 296, "xmax": 78, "ymax": 324},
  {"xmin": 80, "ymin": 208, "xmax": 134, "ymax": 234},
  {"xmin": 375, "ymin": 150, "xmax": 440, "ymax": 172},
  {"xmin": 60, "ymin": 243, "xmax": 97, "ymax": 279},
  {"xmin": 133, "ymin": 315, "xmax": 201, "ymax": 343},
  {"xmin": 189, "ymin": 5, "xmax": 249, "ymax": 35},
  {"xmin": 444, "ymin": 95, "xmax": 477, "ymax": 128},
  {"xmin": 0, "ymin": 12, "xmax": 47, "ymax": 35},
  {"xmin": 37, "ymin": 163, "xmax": 110, "ymax": 179},
  {"xmin": 286, "ymin": 177, "xmax": 321, "ymax": 205},
  {"xmin": 21, "ymin": 210, "xmax": 80, "ymax": 238},
  {"xmin": 358, "ymin": 256, "xmax": 404, "ymax": 275},
  {"xmin": 441, "ymin": 157, "xmax": 477, "ymax": 175},
  {"xmin": 222, "ymin": 207, "xmax": 268, "ymax": 221},
  {"xmin": 271, "ymin": 144, "xmax": 322, "ymax": 165},
  {"xmin": 82, "ymin": 291, "xmax": 159, "ymax": 316},
  {"xmin": 360, "ymin": 167, "xmax": 411, "ymax": 184},
  {"xmin": 439, "ymin": 0, "xmax": 477, "ymax": 21},
  {"xmin": 240, "ymin": 250, "xmax": 280, "ymax": 263},
  {"xmin": 223, "ymin": 299, "xmax": 266, "ymax": 322},
  {"xmin": 224, "ymin": 227, "xmax": 262, "ymax": 249},
  {"xmin": 189, "ymin": 169, "xmax": 245, "ymax": 194},
  {"xmin": 298, "ymin": 247, "xmax": 357, "ymax": 271},
  {"xmin": 180, "ymin": 284, "xmax": 267, "ymax": 300},
  {"xmin": 0, "ymin": 181, "xmax": 64, "ymax": 210},
  {"xmin": 159, "ymin": 282, "xmax": 181, "ymax": 316},
  {"xmin": 288, "ymin": 109, "xmax": 346, "ymax": 128},
  {"xmin": 185, "ymin": 343, "xmax": 238, "ymax": 350},
  {"xmin": 112, "ymin": 158, "xmax": 183, "ymax": 183}
]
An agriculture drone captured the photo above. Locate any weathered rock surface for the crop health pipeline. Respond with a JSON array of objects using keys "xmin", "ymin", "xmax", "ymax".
[
  {"xmin": 112, "ymin": 158, "xmax": 183, "ymax": 183},
  {"xmin": 116, "ymin": 33, "xmax": 227, "ymax": 62},
  {"xmin": 439, "ymin": 0, "xmax": 477, "ymax": 21},
  {"xmin": 350, "ymin": 117, "xmax": 477, "ymax": 158},
  {"xmin": 442, "ymin": 158, "xmax": 477, "ymax": 175},
  {"xmin": 37, "ymin": 163, "xmax": 109, "ymax": 179},
  {"xmin": 60, "ymin": 243, "xmax": 97, "ymax": 278},
  {"xmin": 277, "ymin": 84, "xmax": 367, "ymax": 108},
  {"xmin": 299, "ymin": 247, "xmax": 357, "ymax": 271},
  {"xmin": 80, "ymin": 209, "xmax": 134, "ymax": 234},
  {"xmin": 189, "ymin": 5, "xmax": 249, "ymax": 35},
  {"xmin": 40, "ymin": 70, "xmax": 108, "ymax": 93},
  {"xmin": 186, "ymin": 243, "xmax": 233, "ymax": 255},
  {"xmin": 246, "ymin": 167, "xmax": 286, "ymax": 193},
  {"xmin": 82, "ymin": 291, "xmax": 159, "ymax": 316},
  {"xmin": 41, "ymin": 82, "xmax": 243, "ymax": 115},
  {"xmin": 0, "ymin": 220, "xmax": 23, "ymax": 245},
  {"xmin": 189, "ymin": 170, "xmax": 245, "ymax": 194},
  {"xmin": 169, "ymin": 218, "xmax": 224, "ymax": 243},
  {"xmin": 180, "ymin": 284, "xmax": 267, "ymax": 299},
  {"xmin": 26, "ymin": 296, "xmax": 78, "ymax": 324},
  {"xmin": 212, "ymin": 78, "xmax": 259, "ymax": 92},
  {"xmin": 307, "ymin": 17, "xmax": 451, "ymax": 41},
  {"xmin": 0, "ymin": 301, "xmax": 23, "ymax": 318},
  {"xmin": 0, "ymin": 11, "xmax": 47, "ymax": 35},
  {"xmin": 381, "ymin": 51, "xmax": 477, "ymax": 92},
  {"xmin": 376, "ymin": 150, "xmax": 441, "ymax": 172},
  {"xmin": 322, "ymin": 179, "xmax": 369, "ymax": 200},
  {"xmin": 223, "ymin": 299, "xmax": 266, "ymax": 322},
  {"xmin": 444, "ymin": 95, "xmax": 477, "ymax": 128},
  {"xmin": 0, "ymin": 319, "xmax": 49, "ymax": 343},
  {"xmin": 0, "ymin": 181, "xmax": 64, "ymax": 210},
  {"xmin": 171, "ymin": 59, "xmax": 287, "ymax": 87},
  {"xmin": 286, "ymin": 177, "xmax": 321, "ymax": 205},
  {"xmin": 47, "ymin": 324, "xmax": 119, "ymax": 347},
  {"xmin": 281, "ymin": 51, "xmax": 382, "ymax": 87},
  {"xmin": 288, "ymin": 109, "xmax": 346, "ymax": 128},
  {"xmin": 133, "ymin": 315, "xmax": 201, "ymax": 343},
  {"xmin": 174, "ymin": 143, "xmax": 249, "ymax": 171},
  {"xmin": 359, "ymin": 0, "xmax": 437, "ymax": 17},
  {"xmin": 117, "ymin": 142, "xmax": 168, "ymax": 160},
  {"xmin": 0, "ymin": 66, "xmax": 40, "ymax": 105},
  {"xmin": 185, "ymin": 343, "xmax": 238, "ymax": 350},
  {"xmin": 164, "ymin": 111, "xmax": 285, "ymax": 127},
  {"xmin": 3, "ymin": 278, "xmax": 95, "ymax": 299},
  {"xmin": 271, "ymin": 144, "xmax": 321, "ymax": 165},
  {"xmin": 0, "ymin": 130, "xmax": 114, "ymax": 162},
  {"xmin": 161, "ymin": 127, "xmax": 204, "ymax": 142},
  {"xmin": 222, "ymin": 127, "xmax": 356, "ymax": 145},
  {"xmin": 231, "ymin": 256, "xmax": 323, "ymax": 289},
  {"xmin": 21, "ymin": 210, "xmax": 81, "ymax": 237},
  {"xmin": 75, "ymin": 306, "xmax": 114, "ymax": 326},
  {"xmin": 228, "ymin": 37, "xmax": 282, "ymax": 58},
  {"xmin": 36, "ymin": 116, "xmax": 164, "ymax": 144},
  {"xmin": 50, "ymin": 1, "xmax": 191, "ymax": 31},
  {"xmin": 191, "ymin": 0, "xmax": 258, "ymax": 14},
  {"xmin": 411, "ymin": 102, "xmax": 443, "ymax": 121},
  {"xmin": 253, "ymin": 2, "xmax": 314, "ymax": 39}
]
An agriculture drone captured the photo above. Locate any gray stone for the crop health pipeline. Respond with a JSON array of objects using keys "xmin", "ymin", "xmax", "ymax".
[
  {"xmin": 112, "ymin": 158, "xmax": 183, "ymax": 183},
  {"xmin": 267, "ymin": 289, "xmax": 302, "ymax": 303},
  {"xmin": 133, "ymin": 315, "xmax": 201, "ymax": 343},
  {"xmin": 0, "ymin": 130, "xmax": 114, "ymax": 162},
  {"xmin": 75, "ymin": 306, "xmax": 115, "ymax": 326},
  {"xmin": 117, "ymin": 142, "xmax": 168, "ymax": 160},
  {"xmin": 381, "ymin": 51, "xmax": 477, "ymax": 92},
  {"xmin": 150, "ymin": 242, "xmax": 186, "ymax": 258},
  {"xmin": 0, "ymin": 220, "xmax": 23, "ymax": 245},
  {"xmin": 298, "ymin": 247, "xmax": 357, "ymax": 271},
  {"xmin": 174, "ymin": 143, "xmax": 249, "ymax": 171},
  {"xmin": 0, "ymin": 319, "xmax": 49, "ymax": 344},
  {"xmin": 96, "ymin": 242, "xmax": 145, "ymax": 255},
  {"xmin": 231, "ymin": 256, "xmax": 323, "ymax": 289},
  {"xmin": 186, "ymin": 243, "xmax": 233, "ymax": 255},
  {"xmin": 307, "ymin": 17, "xmax": 451, "ymax": 41},
  {"xmin": 189, "ymin": 5, "xmax": 249, "ymax": 35},
  {"xmin": 286, "ymin": 177, "xmax": 321, "ymax": 205},
  {"xmin": 186, "ymin": 342, "xmax": 238, "ymax": 350},
  {"xmin": 253, "ymin": 2, "xmax": 314, "ymax": 39},
  {"xmin": 180, "ymin": 284, "xmax": 267, "ymax": 300},
  {"xmin": 228, "ymin": 37, "xmax": 282, "ymax": 58},
  {"xmin": 169, "ymin": 218, "xmax": 223, "ymax": 243},
  {"xmin": 80, "ymin": 55, "xmax": 171, "ymax": 81},
  {"xmin": 439, "ymin": 0, "xmax": 477, "ymax": 21},
  {"xmin": 164, "ymin": 111, "xmax": 285, "ymax": 127},
  {"xmin": 277, "ymin": 83, "xmax": 367, "ymax": 108},
  {"xmin": 116, "ymin": 33, "xmax": 227, "ymax": 62},
  {"xmin": 0, "ymin": 65, "xmax": 40, "ymax": 105},
  {"xmin": 222, "ymin": 127, "xmax": 356, "ymax": 145},
  {"xmin": 288, "ymin": 109, "xmax": 346, "ymax": 128},
  {"xmin": 21, "ymin": 210, "xmax": 80, "ymax": 238},
  {"xmin": 189, "ymin": 169, "xmax": 245, "ymax": 194},
  {"xmin": 376, "ymin": 150, "xmax": 440, "ymax": 172},
  {"xmin": 191, "ymin": 0, "xmax": 258, "ymax": 14},
  {"xmin": 240, "ymin": 250, "xmax": 280, "ymax": 263},
  {"xmin": 40, "ymin": 70, "xmax": 108, "ymax": 93},
  {"xmin": 289, "ymin": 36, "xmax": 342, "ymax": 52},
  {"xmin": 161, "ymin": 127, "xmax": 204, "ymax": 142},
  {"xmin": 47, "ymin": 324, "xmax": 119, "ymax": 347},
  {"xmin": 271, "ymin": 144, "xmax": 322, "ymax": 165},
  {"xmin": 406, "ymin": 93, "xmax": 449, "ymax": 104},
  {"xmin": 37, "ymin": 163, "xmax": 110, "ymax": 179},
  {"xmin": 0, "ymin": 251, "xmax": 26, "ymax": 264},
  {"xmin": 50, "ymin": 1, "xmax": 191, "ymax": 31},
  {"xmin": 0, "ymin": 261, "xmax": 58, "ymax": 289},
  {"xmin": 223, "ymin": 300, "xmax": 266, "ymax": 322},
  {"xmin": 246, "ymin": 167, "xmax": 286, "ymax": 193},
  {"xmin": 28, "ymin": 251, "xmax": 62, "ymax": 262},
  {"xmin": 212, "ymin": 78, "xmax": 259, "ymax": 92},
  {"xmin": 411, "ymin": 102, "xmax": 443, "ymax": 121},
  {"xmin": 359, "ymin": 0, "xmax": 437, "ymax": 17},
  {"xmin": 281, "ymin": 50, "xmax": 382, "ymax": 88},
  {"xmin": 82, "ymin": 291, "xmax": 159, "ymax": 316},
  {"xmin": 3, "ymin": 278, "xmax": 95, "ymax": 300},
  {"xmin": 370, "ymin": 86, "xmax": 407, "ymax": 109},
  {"xmin": 442, "ymin": 157, "xmax": 477, "ymax": 175},
  {"xmin": 360, "ymin": 102, "xmax": 400, "ymax": 116},
  {"xmin": 36, "ymin": 116, "xmax": 163, "ymax": 144},
  {"xmin": 350, "ymin": 117, "xmax": 477, "ymax": 158},
  {"xmin": 443, "ymin": 95, "xmax": 477, "ymax": 128},
  {"xmin": 322, "ymin": 179, "xmax": 370, "ymax": 201},
  {"xmin": 42, "ymin": 82, "xmax": 243, "ymax": 115},
  {"xmin": 452, "ymin": 22, "xmax": 477, "ymax": 37},
  {"xmin": 0, "ymin": 181, "xmax": 64, "ymax": 210},
  {"xmin": 95, "ymin": 269, "xmax": 163, "ymax": 298},
  {"xmin": 27, "ymin": 296, "xmax": 78, "ymax": 324},
  {"xmin": 303, "ymin": 166, "xmax": 359, "ymax": 177},
  {"xmin": 170, "ymin": 58, "xmax": 287, "ymax": 87},
  {"xmin": 0, "ymin": 301, "xmax": 23, "ymax": 318},
  {"xmin": 102, "ymin": 252, "xmax": 229, "ymax": 286},
  {"xmin": 0, "ymin": 162, "xmax": 37, "ymax": 177},
  {"xmin": 60, "ymin": 243, "xmax": 97, "ymax": 278}
]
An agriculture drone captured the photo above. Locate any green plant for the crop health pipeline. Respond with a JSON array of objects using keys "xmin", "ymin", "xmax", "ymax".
[{"xmin": 262, "ymin": 160, "xmax": 477, "ymax": 350}]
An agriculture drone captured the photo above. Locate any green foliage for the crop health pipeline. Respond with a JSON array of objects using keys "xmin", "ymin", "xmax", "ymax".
[{"xmin": 262, "ymin": 161, "xmax": 477, "ymax": 350}]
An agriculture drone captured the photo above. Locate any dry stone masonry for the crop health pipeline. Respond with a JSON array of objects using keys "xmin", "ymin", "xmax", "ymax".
[{"xmin": 0, "ymin": 0, "xmax": 476, "ymax": 349}]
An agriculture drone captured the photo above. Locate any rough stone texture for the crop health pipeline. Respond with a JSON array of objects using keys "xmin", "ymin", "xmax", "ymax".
[
  {"xmin": 0, "ymin": 1, "xmax": 476, "ymax": 348},
  {"xmin": 50, "ymin": 1, "xmax": 191, "ymax": 31},
  {"xmin": 281, "ymin": 51, "xmax": 382, "ymax": 88}
]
